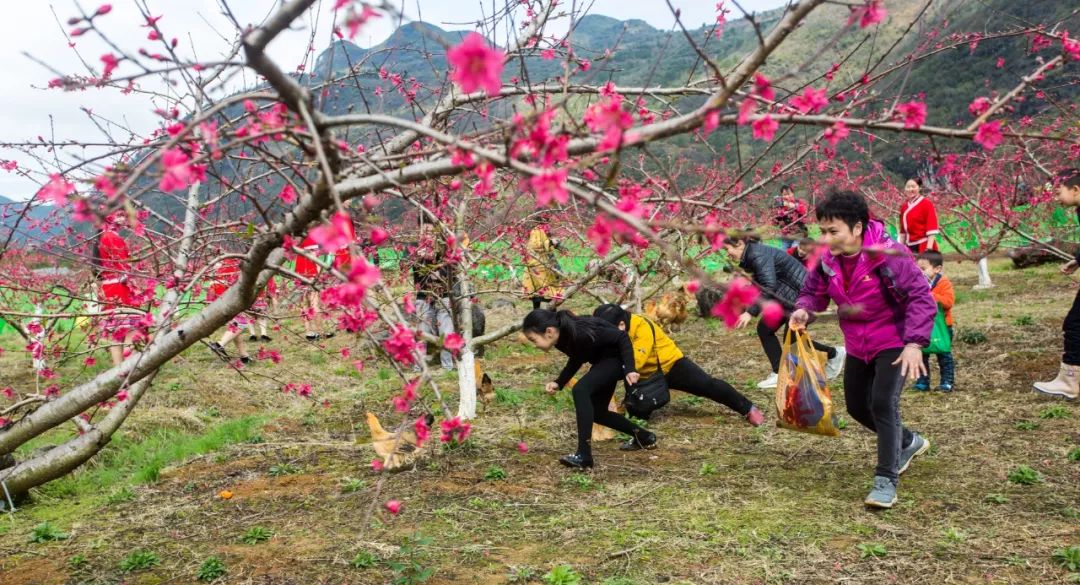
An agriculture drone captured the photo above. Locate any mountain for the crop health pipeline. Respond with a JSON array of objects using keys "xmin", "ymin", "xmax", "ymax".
[
  {"xmin": 0, "ymin": 195, "xmax": 66, "ymax": 243},
  {"xmin": 300, "ymin": 1, "xmax": 1077, "ymax": 176},
  {"xmin": 68, "ymin": 0, "xmax": 1075, "ymax": 234}
]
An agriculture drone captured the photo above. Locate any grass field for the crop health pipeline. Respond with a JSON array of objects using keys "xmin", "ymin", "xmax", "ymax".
[{"xmin": 0, "ymin": 258, "xmax": 1077, "ymax": 584}]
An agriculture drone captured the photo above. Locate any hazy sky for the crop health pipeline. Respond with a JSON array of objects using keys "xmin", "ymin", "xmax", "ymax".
[{"xmin": 0, "ymin": 0, "xmax": 788, "ymax": 201}]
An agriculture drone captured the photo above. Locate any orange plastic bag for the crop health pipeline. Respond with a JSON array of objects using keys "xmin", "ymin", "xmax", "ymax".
[{"xmin": 774, "ymin": 329, "xmax": 840, "ymax": 437}]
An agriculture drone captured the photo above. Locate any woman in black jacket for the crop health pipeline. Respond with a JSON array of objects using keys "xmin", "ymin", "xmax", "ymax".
[
  {"xmin": 723, "ymin": 235, "xmax": 846, "ymax": 389},
  {"xmin": 522, "ymin": 309, "xmax": 656, "ymax": 468}
]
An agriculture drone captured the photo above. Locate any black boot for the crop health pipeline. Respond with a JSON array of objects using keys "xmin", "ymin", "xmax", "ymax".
[
  {"xmin": 619, "ymin": 428, "xmax": 658, "ymax": 451},
  {"xmin": 558, "ymin": 453, "xmax": 594, "ymax": 469}
]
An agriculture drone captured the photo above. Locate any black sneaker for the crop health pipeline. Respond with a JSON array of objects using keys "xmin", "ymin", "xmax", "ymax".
[
  {"xmin": 558, "ymin": 453, "xmax": 594, "ymax": 469},
  {"xmin": 239, "ymin": 355, "xmax": 251, "ymax": 364},
  {"xmin": 618, "ymin": 431, "xmax": 658, "ymax": 451},
  {"xmin": 261, "ymin": 335, "xmax": 272, "ymax": 342},
  {"xmin": 323, "ymin": 331, "xmax": 335, "ymax": 339},
  {"xmin": 305, "ymin": 333, "xmax": 320, "ymax": 341},
  {"xmin": 208, "ymin": 342, "xmax": 229, "ymax": 361},
  {"xmin": 248, "ymin": 335, "xmax": 258, "ymax": 342}
]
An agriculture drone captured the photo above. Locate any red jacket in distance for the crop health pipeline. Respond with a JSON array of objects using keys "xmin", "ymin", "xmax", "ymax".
[
  {"xmin": 294, "ymin": 234, "xmax": 320, "ymax": 279},
  {"xmin": 96, "ymin": 229, "xmax": 130, "ymax": 284},
  {"xmin": 333, "ymin": 216, "xmax": 357, "ymax": 270},
  {"xmin": 899, "ymin": 196, "xmax": 940, "ymax": 252},
  {"xmin": 209, "ymin": 257, "xmax": 241, "ymax": 301},
  {"xmin": 96, "ymin": 229, "xmax": 133, "ymax": 305}
]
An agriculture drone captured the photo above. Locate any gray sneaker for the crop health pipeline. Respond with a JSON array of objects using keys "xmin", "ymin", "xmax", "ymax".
[
  {"xmin": 898, "ymin": 433, "xmax": 930, "ymax": 475},
  {"xmin": 864, "ymin": 476, "xmax": 897, "ymax": 509}
]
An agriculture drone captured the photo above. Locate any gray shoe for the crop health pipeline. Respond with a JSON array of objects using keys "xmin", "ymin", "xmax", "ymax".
[
  {"xmin": 864, "ymin": 476, "xmax": 897, "ymax": 509},
  {"xmin": 898, "ymin": 433, "xmax": 930, "ymax": 475}
]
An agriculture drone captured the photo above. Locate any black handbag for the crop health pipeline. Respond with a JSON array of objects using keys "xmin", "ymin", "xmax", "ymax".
[{"xmin": 623, "ymin": 317, "xmax": 670, "ymax": 420}]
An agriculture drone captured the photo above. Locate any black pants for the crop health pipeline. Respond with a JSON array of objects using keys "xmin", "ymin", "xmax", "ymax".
[
  {"xmin": 759, "ymin": 318, "xmax": 837, "ymax": 374},
  {"xmin": 665, "ymin": 357, "xmax": 754, "ymax": 416},
  {"xmin": 843, "ymin": 348, "xmax": 915, "ymax": 482},
  {"xmin": 531, "ymin": 296, "xmax": 550, "ymax": 310},
  {"xmin": 571, "ymin": 358, "xmax": 640, "ymax": 458},
  {"xmin": 1063, "ymin": 288, "xmax": 1080, "ymax": 366}
]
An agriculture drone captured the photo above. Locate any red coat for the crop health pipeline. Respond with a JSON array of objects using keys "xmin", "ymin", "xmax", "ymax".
[
  {"xmin": 899, "ymin": 196, "xmax": 939, "ymax": 252},
  {"xmin": 209, "ymin": 257, "xmax": 241, "ymax": 301},
  {"xmin": 333, "ymin": 216, "xmax": 357, "ymax": 270},
  {"xmin": 96, "ymin": 229, "xmax": 130, "ymax": 284},
  {"xmin": 294, "ymin": 234, "xmax": 320, "ymax": 278},
  {"xmin": 96, "ymin": 229, "xmax": 134, "ymax": 305}
]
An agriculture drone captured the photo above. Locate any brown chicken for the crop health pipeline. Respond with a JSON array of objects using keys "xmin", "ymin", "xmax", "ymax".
[
  {"xmin": 476, "ymin": 360, "xmax": 495, "ymax": 405},
  {"xmin": 591, "ymin": 398, "xmax": 624, "ymax": 441},
  {"xmin": 643, "ymin": 291, "xmax": 690, "ymax": 329},
  {"xmin": 365, "ymin": 412, "xmax": 435, "ymax": 471}
]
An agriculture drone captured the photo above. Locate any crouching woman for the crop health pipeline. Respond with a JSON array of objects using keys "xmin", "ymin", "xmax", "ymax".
[
  {"xmin": 592, "ymin": 303, "xmax": 764, "ymax": 440},
  {"xmin": 522, "ymin": 309, "xmax": 656, "ymax": 469}
]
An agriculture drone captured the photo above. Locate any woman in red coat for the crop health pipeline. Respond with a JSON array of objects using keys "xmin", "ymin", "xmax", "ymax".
[
  {"xmin": 206, "ymin": 256, "xmax": 253, "ymax": 364},
  {"xmin": 294, "ymin": 233, "xmax": 329, "ymax": 340},
  {"xmin": 898, "ymin": 177, "xmax": 939, "ymax": 253},
  {"xmin": 92, "ymin": 213, "xmax": 141, "ymax": 367}
]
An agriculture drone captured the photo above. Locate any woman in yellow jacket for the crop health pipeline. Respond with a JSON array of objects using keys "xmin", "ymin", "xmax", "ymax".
[
  {"xmin": 593, "ymin": 304, "xmax": 764, "ymax": 449},
  {"xmin": 523, "ymin": 227, "xmax": 564, "ymax": 309}
]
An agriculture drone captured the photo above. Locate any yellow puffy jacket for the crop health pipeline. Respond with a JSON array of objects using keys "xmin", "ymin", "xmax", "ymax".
[{"xmin": 627, "ymin": 314, "xmax": 683, "ymax": 377}]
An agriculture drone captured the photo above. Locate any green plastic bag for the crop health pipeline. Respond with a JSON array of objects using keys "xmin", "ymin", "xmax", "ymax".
[{"xmin": 924, "ymin": 308, "xmax": 952, "ymax": 354}]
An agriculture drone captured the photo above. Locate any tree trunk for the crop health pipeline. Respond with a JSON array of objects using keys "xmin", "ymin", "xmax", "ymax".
[
  {"xmin": 457, "ymin": 346, "xmax": 477, "ymax": 420},
  {"xmin": 0, "ymin": 373, "xmax": 156, "ymax": 499},
  {"xmin": 456, "ymin": 276, "xmax": 477, "ymax": 420},
  {"xmin": 974, "ymin": 257, "xmax": 994, "ymax": 289}
]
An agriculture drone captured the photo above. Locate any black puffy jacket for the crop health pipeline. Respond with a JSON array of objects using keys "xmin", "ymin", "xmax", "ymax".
[{"xmin": 738, "ymin": 242, "xmax": 807, "ymax": 316}]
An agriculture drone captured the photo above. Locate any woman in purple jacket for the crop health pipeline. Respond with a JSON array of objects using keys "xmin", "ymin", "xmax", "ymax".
[{"xmin": 789, "ymin": 190, "xmax": 937, "ymax": 509}]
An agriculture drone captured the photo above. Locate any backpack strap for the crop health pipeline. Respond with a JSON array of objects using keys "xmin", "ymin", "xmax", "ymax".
[{"xmin": 875, "ymin": 263, "xmax": 907, "ymax": 307}]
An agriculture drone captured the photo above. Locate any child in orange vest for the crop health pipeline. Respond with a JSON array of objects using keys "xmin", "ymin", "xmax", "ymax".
[{"xmin": 914, "ymin": 250, "xmax": 955, "ymax": 391}]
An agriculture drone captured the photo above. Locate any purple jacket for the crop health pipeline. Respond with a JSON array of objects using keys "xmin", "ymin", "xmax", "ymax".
[{"xmin": 796, "ymin": 219, "xmax": 936, "ymax": 362}]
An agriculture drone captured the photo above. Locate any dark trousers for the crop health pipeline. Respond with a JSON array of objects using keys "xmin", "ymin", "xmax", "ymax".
[
  {"xmin": 665, "ymin": 357, "xmax": 754, "ymax": 416},
  {"xmin": 843, "ymin": 349, "xmax": 915, "ymax": 482},
  {"xmin": 759, "ymin": 317, "xmax": 837, "ymax": 374},
  {"xmin": 1064, "ymin": 288, "xmax": 1080, "ymax": 366},
  {"xmin": 531, "ymin": 296, "xmax": 550, "ymax": 310},
  {"xmin": 918, "ymin": 326, "xmax": 954, "ymax": 387},
  {"xmin": 571, "ymin": 358, "xmax": 640, "ymax": 458}
]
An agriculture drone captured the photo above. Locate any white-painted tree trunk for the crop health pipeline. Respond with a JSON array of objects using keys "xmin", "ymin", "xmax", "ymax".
[
  {"xmin": 456, "ymin": 276, "xmax": 477, "ymax": 420},
  {"xmin": 457, "ymin": 346, "xmax": 477, "ymax": 420},
  {"xmin": 974, "ymin": 257, "xmax": 994, "ymax": 289}
]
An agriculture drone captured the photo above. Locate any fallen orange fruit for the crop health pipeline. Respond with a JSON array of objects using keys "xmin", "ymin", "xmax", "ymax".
[{"xmin": 219, "ymin": 490, "xmax": 233, "ymax": 500}]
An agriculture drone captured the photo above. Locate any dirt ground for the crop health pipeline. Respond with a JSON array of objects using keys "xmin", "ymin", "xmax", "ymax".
[{"xmin": 0, "ymin": 258, "xmax": 1077, "ymax": 584}]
